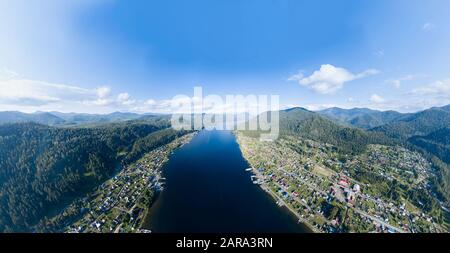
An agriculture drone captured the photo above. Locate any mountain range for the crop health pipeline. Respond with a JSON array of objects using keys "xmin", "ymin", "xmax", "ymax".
[
  {"xmin": 252, "ymin": 105, "xmax": 450, "ymax": 208},
  {"xmin": 0, "ymin": 116, "xmax": 186, "ymax": 232},
  {"xmin": 0, "ymin": 111, "xmax": 161, "ymax": 126},
  {"xmin": 319, "ymin": 107, "xmax": 407, "ymax": 129},
  {"xmin": 318, "ymin": 105, "xmax": 450, "ymax": 137},
  {"xmin": 0, "ymin": 104, "xmax": 449, "ymax": 232},
  {"xmin": 318, "ymin": 105, "xmax": 450, "ymax": 167}
]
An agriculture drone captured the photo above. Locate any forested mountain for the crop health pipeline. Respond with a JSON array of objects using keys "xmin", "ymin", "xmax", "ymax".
[
  {"xmin": 318, "ymin": 105, "xmax": 450, "ymax": 137},
  {"xmin": 277, "ymin": 108, "xmax": 396, "ymax": 154},
  {"xmin": 318, "ymin": 105, "xmax": 450, "ymax": 200},
  {"xmin": 409, "ymin": 127, "xmax": 450, "ymax": 164},
  {"xmin": 253, "ymin": 107, "xmax": 450, "ymax": 206},
  {"xmin": 319, "ymin": 107, "xmax": 406, "ymax": 129},
  {"xmin": 0, "ymin": 111, "xmax": 163, "ymax": 126},
  {"xmin": 407, "ymin": 126, "xmax": 450, "ymax": 203},
  {"xmin": 50, "ymin": 111, "xmax": 143, "ymax": 125},
  {"xmin": 317, "ymin": 105, "xmax": 450, "ymax": 165},
  {"xmin": 0, "ymin": 119, "xmax": 186, "ymax": 232},
  {"xmin": 365, "ymin": 105, "xmax": 450, "ymax": 207},
  {"xmin": 0, "ymin": 111, "xmax": 66, "ymax": 126},
  {"xmin": 371, "ymin": 105, "xmax": 450, "ymax": 139},
  {"xmin": 1, "ymin": 106, "xmax": 449, "ymax": 232}
]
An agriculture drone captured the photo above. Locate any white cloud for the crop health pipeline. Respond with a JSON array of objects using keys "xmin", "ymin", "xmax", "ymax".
[
  {"xmin": 282, "ymin": 78, "xmax": 450, "ymax": 113},
  {"xmin": 117, "ymin": 92, "xmax": 130, "ymax": 101},
  {"xmin": 357, "ymin": 79, "xmax": 450, "ymax": 112},
  {"xmin": 288, "ymin": 64, "xmax": 379, "ymax": 94},
  {"xmin": 412, "ymin": 79, "xmax": 450, "ymax": 96},
  {"xmin": 0, "ymin": 72, "xmax": 199, "ymax": 115},
  {"xmin": 287, "ymin": 72, "xmax": 304, "ymax": 82},
  {"xmin": 365, "ymin": 96, "xmax": 450, "ymax": 112},
  {"xmin": 387, "ymin": 75, "xmax": 417, "ymax": 88},
  {"xmin": 96, "ymin": 86, "xmax": 111, "ymax": 98},
  {"xmin": 145, "ymin": 99, "xmax": 156, "ymax": 105},
  {"xmin": 0, "ymin": 72, "xmax": 156, "ymax": 113},
  {"xmin": 0, "ymin": 68, "xmax": 19, "ymax": 80},
  {"xmin": 117, "ymin": 92, "xmax": 136, "ymax": 105},
  {"xmin": 0, "ymin": 78, "xmax": 95, "ymax": 106},
  {"xmin": 422, "ymin": 22, "xmax": 435, "ymax": 31},
  {"xmin": 85, "ymin": 98, "xmax": 112, "ymax": 106},
  {"xmin": 370, "ymin": 94, "xmax": 385, "ymax": 103},
  {"xmin": 81, "ymin": 86, "xmax": 114, "ymax": 106},
  {"xmin": 303, "ymin": 104, "xmax": 343, "ymax": 111}
]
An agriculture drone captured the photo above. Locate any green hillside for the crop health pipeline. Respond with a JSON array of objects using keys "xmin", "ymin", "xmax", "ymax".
[{"xmin": 0, "ymin": 120, "xmax": 185, "ymax": 232}]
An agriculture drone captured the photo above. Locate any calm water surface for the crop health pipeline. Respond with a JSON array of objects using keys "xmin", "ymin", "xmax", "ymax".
[{"xmin": 143, "ymin": 130, "xmax": 311, "ymax": 233}]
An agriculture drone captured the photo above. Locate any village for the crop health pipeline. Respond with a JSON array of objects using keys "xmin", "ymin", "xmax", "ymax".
[
  {"xmin": 39, "ymin": 133, "xmax": 195, "ymax": 233},
  {"xmin": 236, "ymin": 132, "xmax": 446, "ymax": 233}
]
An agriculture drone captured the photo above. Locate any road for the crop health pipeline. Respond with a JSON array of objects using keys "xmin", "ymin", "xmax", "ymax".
[{"xmin": 272, "ymin": 167, "xmax": 407, "ymax": 233}]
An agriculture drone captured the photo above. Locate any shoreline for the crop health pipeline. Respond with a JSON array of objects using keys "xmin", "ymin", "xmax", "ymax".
[
  {"xmin": 39, "ymin": 132, "xmax": 197, "ymax": 233},
  {"xmin": 249, "ymin": 167, "xmax": 319, "ymax": 233},
  {"xmin": 233, "ymin": 131, "xmax": 318, "ymax": 233},
  {"xmin": 138, "ymin": 132, "xmax": 197, "ymax": 232}
]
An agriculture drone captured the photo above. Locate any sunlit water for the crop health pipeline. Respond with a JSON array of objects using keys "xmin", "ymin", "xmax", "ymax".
[{"xmin": 143, "ymin": 130, "xmax": 311, "ymax": 233}]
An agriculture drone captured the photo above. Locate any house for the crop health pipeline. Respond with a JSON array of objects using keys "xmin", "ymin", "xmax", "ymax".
[{"xmin": 338, "ymin": 175, "xmax": 350, "ymax": 188}]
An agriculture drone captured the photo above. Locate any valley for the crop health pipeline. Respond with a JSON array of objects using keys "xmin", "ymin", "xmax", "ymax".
[
  {"xmin": 0, "ymin": 105, "xmax": 449, "ymax": 233},
  {"xmin": 38, "ymin": 133, "xmax": 195, "ymax": 233}
]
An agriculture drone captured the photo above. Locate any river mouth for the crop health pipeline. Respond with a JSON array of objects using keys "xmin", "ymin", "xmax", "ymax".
[{"xmin": 142, "ymin": 130, "xmax": 311, "ymax": 233}]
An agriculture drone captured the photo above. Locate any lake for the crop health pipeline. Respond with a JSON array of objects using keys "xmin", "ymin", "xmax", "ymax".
[{"xmin": 142, "ymin": 130, "xmax": 311, "ymax": 233}]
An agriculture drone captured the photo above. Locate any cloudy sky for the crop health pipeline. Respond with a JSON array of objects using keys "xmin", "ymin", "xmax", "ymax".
[{"xmin": 1, "ymin": 0, "xmax": 450, "ymax": 113}]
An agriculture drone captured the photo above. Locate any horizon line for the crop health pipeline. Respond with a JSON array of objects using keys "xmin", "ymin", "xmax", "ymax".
[{"xmin": 1, "ymin": 103, "xmax": 448, "ymax": 116}]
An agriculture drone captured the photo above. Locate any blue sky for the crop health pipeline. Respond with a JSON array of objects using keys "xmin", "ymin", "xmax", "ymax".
[{"xmin": 1, "ymin": 0, "xmax": 450, "ymax": 113}]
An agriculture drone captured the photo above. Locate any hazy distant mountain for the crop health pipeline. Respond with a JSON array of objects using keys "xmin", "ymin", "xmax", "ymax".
[
  {"xmin": 0, "ymin": 111, "xmax": 65, "ymax": 125},
  {"xmin": 136, "ymin": 113, "xmax": 171, "ymax": 122},
  {"xmin": 317, "ymin": 104, "xmax": 450, "ymax": 141},
  {"xmin": 50, "ymin": 111, "xmax": 143, "ymax": 125},
  {"xmin": 436, "ymin": 104, "xmax": 450, "ymax": 112},
  {"xmin": 318, "ymin": 107, "xmax": 406, "ymax": 129},
  {"xmin": 0, "ymin": 111, "xmax": 150, "ymax": 126},
  {"xmin": 371, "ymin": 105, "xmax": 450, "ymax": 139},
  {"xmin": 319, "ymin": 107, "xmax": 379, "ymax": 122}
]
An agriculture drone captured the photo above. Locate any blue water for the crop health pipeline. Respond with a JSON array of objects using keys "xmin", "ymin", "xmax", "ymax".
[{"xmin": 143, "ymin": 130, "xmax": 310, "ymax": 233}]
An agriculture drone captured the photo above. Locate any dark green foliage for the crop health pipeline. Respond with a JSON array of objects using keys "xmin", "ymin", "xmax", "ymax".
[
  {"xmin": 427, "ymin": 157, "xmax": 450, "ymax": 205},
  {"xmin": 367, "ymin": 106, "xmax": 450, "ymax": 206},
  {"xmin": 0, "ymin": 119, "xmax": 181, "ymax": 232},
  {"xmin": 278, "ymin": 108, "xmax": 396, "ymax": 154},
  {"xmin": 330, "ymin": 105, "xmax": 450, "ymax": 206},
  {"xmin": 319, "ymin": 107, "xmax": 405, "ymax": 129},
  {"xmin": 321, "ymin": 200, "xmax": 346, "ymax": 222},
  {"xmin": 248, "ymin": 106, "xmax": 450, "ymax": 207},
  {"xmin": 124, "ymin": 128, "xmax": 190, "ymax": 163},
  {"xmin": 406, "ymin": 187, "xmax": 442, "ymax": 219},
  {"xmin": 409, "ymin": 127, "xmax": 450, "ymax": 164},
  {"xmin": 348, "ymin": 111, "xmax": 406, "ymax": 129},
  {"xmin": 371, "ymin": 106, "xmax": 450, "ymax": 139}
]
